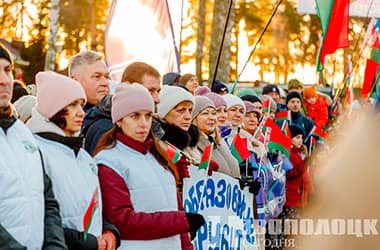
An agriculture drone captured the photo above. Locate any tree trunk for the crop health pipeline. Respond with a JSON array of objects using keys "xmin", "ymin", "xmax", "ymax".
[
  {"xmin": 44, "ymin": 0, "xmax": 60, "ymax": 71},
  {"xmin": 196, "ymin": 0, "xmax": 206, "ymax": 83},
  {"xmin": 208, "ymin": 0, "xmax": 235, "ymax": 86}
]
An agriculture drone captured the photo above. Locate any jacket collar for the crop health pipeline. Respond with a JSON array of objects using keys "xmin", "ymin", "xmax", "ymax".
[
  {"xmin": 0, "ymin": 105, "xmax": 17, "ymax": 133},
  {"xmin": 116, "ymin": 131, "xmax": 152, "ymax": 155},
  {"xmin": 37, "ymin": 132, "xmax": 84, "ymax": 156}
]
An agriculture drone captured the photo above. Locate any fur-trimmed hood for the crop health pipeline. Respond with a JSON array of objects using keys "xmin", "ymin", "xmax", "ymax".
[{"xmin": 158, "ymin": 120, "xmax": 199, "ymax": 150}]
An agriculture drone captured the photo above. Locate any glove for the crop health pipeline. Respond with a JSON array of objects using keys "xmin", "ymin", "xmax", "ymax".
[
  {"xmin": 185, "ymin": 213, "xmax": 205, "ymax": 240},
  {"xmin": 175, "ymin": 154, "xmax": 190, "ymax": 179},
  {"xmin": 238, "ymin": 177, "xmax": 261, "ymax": 195},
  {"xmin": 208, "ymin": 160, "xmax": 219, "ymax": 176},
  {"xmin": 246, "ymin": 177, "xmax": 261, "ymax": 195}
]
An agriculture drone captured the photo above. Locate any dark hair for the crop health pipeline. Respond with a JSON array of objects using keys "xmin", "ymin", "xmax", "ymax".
[
  {"xmin": 49, "ymin": 108, "xmax": 68, "ymax": 129},
  {"xmin": 93, "ymin": 126, "xmax": 180, "ymax": 184}
]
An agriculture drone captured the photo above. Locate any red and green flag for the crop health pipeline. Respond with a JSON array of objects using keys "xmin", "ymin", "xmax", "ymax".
[
  {"xmin": 275, "ymin": 110, "xmax": 289, "ymax": 123},
  {"xmin": 312, "ymin": 126, "xmax": 328, "ymax": 143},
  {"xmin": 316, "ymin": 0, "xmax": 350, "ymax": 72},
  {"xmin": 361, "ymin": 19, "xmax": 380, "ymax": 98},
  {"xmin": 263, "ymin": 118, "xmax": 291, "ymax": 158},
  {"xmin": 199, "ymin": 143, "xmax": 214, "ymax": 169},
  {"xmin": 281, "ymin": 121, "xmax": 291, "ymax": 139},
  {"xmin": 230, "ymin": 134, "xmax": 251, "ymax": 164},
  {"xmin": 165, "ymin": 142, "xmax": 181, "ymax": 164},
  {"xmin": 262, "ymin": 99, "xmax": 271, "ymax": 114},
  {"xmin": 83, "ymin": 187, "xmax": 99, "ymax": 240}
]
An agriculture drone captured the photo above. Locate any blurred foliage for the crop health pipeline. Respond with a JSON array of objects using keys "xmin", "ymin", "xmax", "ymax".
[{"xmin": 0, "ymin": 0, "xmax": 372, "ymax": 85}]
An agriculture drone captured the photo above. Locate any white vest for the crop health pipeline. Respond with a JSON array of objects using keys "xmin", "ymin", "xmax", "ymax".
[
  {"xmin": 35, "ymin": 135, "xmax": 102, "ymax": 237},
  {"xmin": 0, "ymin": 121, "xmax": 44, "ymax": 250},
  {"xmin": 95, "ymin": 141, "xmax": 181, "ymax": 250}
]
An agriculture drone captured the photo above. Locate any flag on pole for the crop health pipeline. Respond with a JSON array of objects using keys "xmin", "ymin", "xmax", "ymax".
[
  {"xmin": 83, "ymin": 188, "xmax": 99, "ymax": 240},
  {"xmin": 316, "ymin": 0, "xmax": 350, "ymax": 71},
  {"xmin": 263, "ymin": 118, "xmax": 291, "ymax": 158},
  {"xmin": 361, "ymin": 19, "xmax": 380, "ymax": 98},
  {"xmin": 164, "ymin": 142, "xmax": 181, "ymax": 164},
  {"xmin": 199, "ymin": 143, "xmax": 214, "ymax": 170},
  {"xmin": 230, "ymin": 134, "xmax": 251, "ymax": 164},
  {"xmin": 275, "ymin": 110, "xmax": 289, "ymax": 123},
  {"xmin": 262, "ymin": 99, "xmax": 271, "ymax": 114},
  {"xmin": 104, "ymin": 0, "xmax": 181, "ymax": 81}
]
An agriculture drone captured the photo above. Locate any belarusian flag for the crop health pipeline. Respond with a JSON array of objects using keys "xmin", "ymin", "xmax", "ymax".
[
  {"xmin": 199, "ymin": 143, "xmax": 213, "ymax": 169},
  {"xmin": 312, "ymin": 126, "xmax": 328, "ymax": 143},
  {"xmin": 165, "ymin": 142, "xmax": 181, "ymax": 164},
  {"xmin": 230, "ymin": 134, "xmax": 251, "ymax": 164},
  {"xmin": 281, "ymin": 121, "xmax": 291, "ymax": 139},
  {"xmin": 262, "ymin": 99, "xmax": 271, "ymax": 114},
  {"xmin": 316, "ymin": 0, "xmax": 350, "ymax": 72},
  {"xmin": 275, "ymin": 110, "xmax": 289, "ymax": 123},
  {"xmin": 361, "ymin": 19, "xmax": 380, "ymax": 98},
  {"xmin": 83, "ymin": 187, "xmax": 99, "ymax": 240},
  {"xmin": 263, "ymin": 118, "xmax": 291, "ymax": 158},
  {"xmin": 362, "ymin": 50, "xmax": 380, "ymax": 98}
]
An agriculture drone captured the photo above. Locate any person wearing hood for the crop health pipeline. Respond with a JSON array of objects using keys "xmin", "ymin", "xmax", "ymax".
[
  {"xmin": 27, "ymin": 71, "xmax": 120, "ymax": 250},
  {"xmin": 0, "ymin": 44, "xmax": 67, "ymax": 249},
  {"xmin": 93, "ymin": 84, "xmax": 205, "ymax": 250}
]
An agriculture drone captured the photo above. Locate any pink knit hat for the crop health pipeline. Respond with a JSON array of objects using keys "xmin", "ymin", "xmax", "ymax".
[
  {"xmin": 111, "ymin": 83, "xmax": 154, "ymax": 123},
  {"xmin": 194, "ymin": 86, "xmax": 227, "ymax": 108},
  {"xmin": 36, "ymin": 71, "xmax": 87, "ymax": 119}
]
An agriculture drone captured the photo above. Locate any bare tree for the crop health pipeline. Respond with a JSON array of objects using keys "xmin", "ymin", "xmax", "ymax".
[{"xmin": 44, "ymin": 0, "xmax": 60, "ymax": 71}]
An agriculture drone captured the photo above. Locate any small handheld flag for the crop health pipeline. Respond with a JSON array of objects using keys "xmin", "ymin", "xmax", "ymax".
[
  {"xmin": 199, "ymin": 143, "xmax": 214, "ymax": 170},
  {"xmin": 164, "ymin": 142, "xmax": 181, "ymax": 164},
  {"xmin": 83, "ymin": 187, "xmax": 99, "ymax": 240},
  {"xmin": 230, "ymin": 134, "xmax": 251, "ymax": 164}
]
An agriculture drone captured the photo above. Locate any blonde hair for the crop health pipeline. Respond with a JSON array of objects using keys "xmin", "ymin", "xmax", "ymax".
[{"xmin": 68, "ymin": 50, "xmax": 103, "ymax": 76}]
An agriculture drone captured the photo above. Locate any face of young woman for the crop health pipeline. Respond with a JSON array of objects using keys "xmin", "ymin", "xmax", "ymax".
[
  {"xmin": 216, "ymin": 106, "xmax": 227, "ymax": 126},
  {"xmin": 292, "ymin": 134, "xmax": 303, "ymax": 149},
  {"xmin": 243, "ymin": 112, "xmax": 259, "ymax": 133},
  {"xmin": 194, "ymin": 107, "xmax": 217, "ymax": 135},
  {"xmin": 227, "ymin": 105, "xmax": 244, "ymax": 127},
  {"xmin": 164, "ymin": 101, "xmax": 193, "ymax": 131},
  {"xmin": 63, "ymin": 99, "xmax": 85, "ymax": 136},
  {"xmin": 117, "ymin": 110, "xmax": 153, "ymax": 142}
]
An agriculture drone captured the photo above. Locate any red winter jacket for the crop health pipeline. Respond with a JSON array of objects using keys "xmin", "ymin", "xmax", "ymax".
[
  {"xmin": 97, "ymin": 133, "xmax": 193, "ymax": 250},
  {"xmin": 285, "ymin": 146, "xmax": 306, "ymax": 208},
  {"xmin": 303, "ymin": 96, "xmax": 329, "ymax": 129}
]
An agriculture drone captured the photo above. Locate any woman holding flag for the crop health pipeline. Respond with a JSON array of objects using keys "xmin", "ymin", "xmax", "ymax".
[
  {"xmin": 93, "ymin": 84, "xmax": 205, "ymax": 250},
  {"xmin": 191, "ymin": 95, "xmax": 240, "ymax": 178},
  {"xmin": 27, "ymin": 71, "xmax": 120, "ymax": 249}
]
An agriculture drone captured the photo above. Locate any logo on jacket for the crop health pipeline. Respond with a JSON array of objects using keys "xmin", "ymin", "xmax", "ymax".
[
  {"xmin": 22, "ymin": 140, "xmax": 38, "ymax": 154},
  {"xmin": 89, "ymin": 162, "xmax": 98, "ymax": 175}
]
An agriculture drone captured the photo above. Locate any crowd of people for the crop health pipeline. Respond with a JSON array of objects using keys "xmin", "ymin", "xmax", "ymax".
[{"xmin": 0, "ymin": 42, "xmax": 369, "ymax": 250}]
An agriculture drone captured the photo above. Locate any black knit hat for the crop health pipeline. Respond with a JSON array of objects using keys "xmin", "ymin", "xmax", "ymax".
[
  {"xmin": 262, "ymin": 84, "xmax": 280, "ymax": 95},
  {"xmin": 241, "ymin": 94, "xmax": 262, "ymax": 104},
  {"xmin": 286, "ymin": 91, "xmax": 302, "ymax": 105},
  {"xmin": 212, "ymin": 80, "xmax": 228, "ymax": 94},
  {"xmin": 289, "ymin": 124, "xmax": 305, "ymax": 138},
  {"xmin": 0, "ymin": 43, "xmax": 13, "ymax": 65}
]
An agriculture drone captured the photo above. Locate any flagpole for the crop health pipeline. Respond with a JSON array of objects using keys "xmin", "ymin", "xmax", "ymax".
[
  {"xmin": 229, "ymin": 0, "xmax": 283, "ymax": 94},
  {"xmin": 198, "ymin": 143, "xmax": 214, "ymax": 209},
  {"xmin": 165, "ymin": 0, "xmax": 181, "ymax": 72},
  {"xmin": 210, "ymin": 0, "xmax": 234, "ymax": 90}
]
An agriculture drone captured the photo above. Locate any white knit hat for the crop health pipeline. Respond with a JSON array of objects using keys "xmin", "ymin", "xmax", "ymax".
[
  {"xmin": 14, "ymin": 95, "xmax": 36, "ymax": 123},
  {"xmin": 222, "ymin": 94, "xmax": 246, "ymax": 113},
  {"xmin": 157, "ymin": 85, "xmax": 194, "ymax": 119}
]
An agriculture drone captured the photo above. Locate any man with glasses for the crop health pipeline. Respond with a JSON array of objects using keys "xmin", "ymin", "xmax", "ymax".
[{"xmin": 69, "ymin": 50, "xmax": 110, "ymax": 112}]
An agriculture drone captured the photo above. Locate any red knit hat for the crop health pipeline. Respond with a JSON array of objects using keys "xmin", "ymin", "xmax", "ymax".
[{"xmin": 303, "ymin": 86, "xmax": 317, "ymax": 99}]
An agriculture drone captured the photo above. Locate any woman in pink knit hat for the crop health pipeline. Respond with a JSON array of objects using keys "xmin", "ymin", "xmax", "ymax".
[
  {"xmin": 93, "ymin": 84, "xmax": 205, "ymax": 250},
  {"xmin": 27, "ymin": 71, "xmax": 120, "ymax": 250}
]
